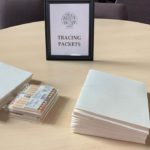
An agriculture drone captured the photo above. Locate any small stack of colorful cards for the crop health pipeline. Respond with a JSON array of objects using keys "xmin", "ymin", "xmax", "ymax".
[{"xmin": 8, "ymin": 81, "xmax": 59, "ymax": 121}]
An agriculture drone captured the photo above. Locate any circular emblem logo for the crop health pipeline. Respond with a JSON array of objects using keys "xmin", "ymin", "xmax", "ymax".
[{"xmin": 62, "ymin": 12, "xmax": 77, "ymax": 28}]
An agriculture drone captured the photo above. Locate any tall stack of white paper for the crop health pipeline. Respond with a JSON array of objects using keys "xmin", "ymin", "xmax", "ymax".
[{"xmin": 71, "ymin": 70, "xmax": 150, "ymax": 144}]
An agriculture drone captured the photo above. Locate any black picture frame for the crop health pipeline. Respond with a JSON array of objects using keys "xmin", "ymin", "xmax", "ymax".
[{"xmin": 45, "ymin": 0, "xmax": 94, "ymax": 60}]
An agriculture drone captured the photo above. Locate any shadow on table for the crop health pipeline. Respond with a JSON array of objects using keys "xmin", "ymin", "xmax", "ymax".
[
  {"xmin": 65, "ymin": 59, "xmax": 138, "ymax": 67},
  {"xmin": 94, "ymin": 60, "xmax": 137, "ymax": 66},
  {"xmin": 93, "ymin": 60, "xmax": 150, "ymax": 68},
  {"xmin": 0, "ymin": 109, "xmax": 9, "ymax": 122},
  {"xmin": 146, "ymin": 93, "xmax": 150, "ymax": 145},
  {"xmin": 43, "ymin": 96, "xmax": 70, "ymax": 124}
]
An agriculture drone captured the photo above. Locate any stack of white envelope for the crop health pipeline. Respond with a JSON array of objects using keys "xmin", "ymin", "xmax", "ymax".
[{"xmin": 71, "ymin": 70, "xmax": 150, "ymax": 144}]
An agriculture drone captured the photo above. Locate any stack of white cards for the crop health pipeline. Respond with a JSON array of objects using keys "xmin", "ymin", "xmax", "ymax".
[
  {"xmin": 0, "ymin": 62, "xmax": 59, "ymax": 121},
  {"xmin": 71, "ymin": 70, "xmax": 150, "ymax": 144},
  {"xmin": 0, "ymin": 62, "xmax": 32, "ymax": 108}
]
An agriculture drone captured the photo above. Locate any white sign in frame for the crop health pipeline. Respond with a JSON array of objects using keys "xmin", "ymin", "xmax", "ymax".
[{"xmin": 45, "ymin": 0, "xmax": 94, "ymax": 60}]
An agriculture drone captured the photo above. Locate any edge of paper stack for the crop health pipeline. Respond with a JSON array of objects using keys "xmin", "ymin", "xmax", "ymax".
[{"xmin": 71, "ymin": 70, "xmax": 150, "ymax": 144}]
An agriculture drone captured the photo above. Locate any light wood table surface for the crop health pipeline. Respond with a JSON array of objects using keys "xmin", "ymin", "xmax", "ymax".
[{"xmin": 0, "ymin": 19, "xmax": 150, "ymax": 150}]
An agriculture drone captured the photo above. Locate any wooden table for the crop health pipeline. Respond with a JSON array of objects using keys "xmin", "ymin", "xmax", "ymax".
[{"xmin": 0, "ymin": 19, "xmax": 150, "ymax": 149}]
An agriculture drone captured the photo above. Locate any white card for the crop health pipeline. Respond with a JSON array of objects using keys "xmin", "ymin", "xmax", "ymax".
[
  {"xmin": 0, "ymin": 63, "xmax": 32, "ymax": 102},
  {"xmin": 75, "ymin": 70, "xmax": 150, "ymax": 128},
  {"xmin": 49, "ymin": 3, "xmax": 89, "ymax": 56}
]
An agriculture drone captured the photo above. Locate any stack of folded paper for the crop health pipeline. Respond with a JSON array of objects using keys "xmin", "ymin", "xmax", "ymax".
[
  {"xmin": 8, "ymin": 82, "xmax": 59, "ymax": 121},
  {"xmin": 71, "ymin": 70, "xmax": 150, "ymax": 144}
]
